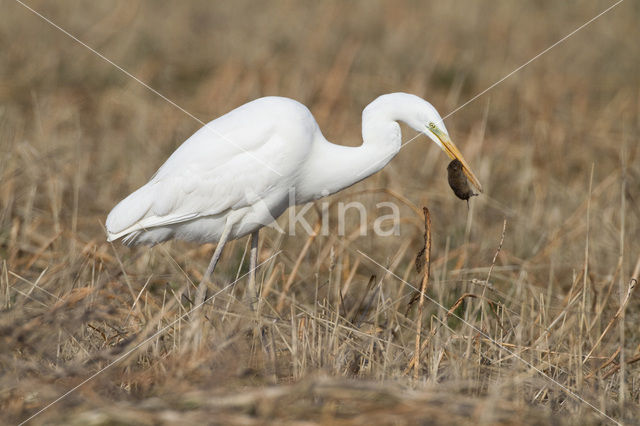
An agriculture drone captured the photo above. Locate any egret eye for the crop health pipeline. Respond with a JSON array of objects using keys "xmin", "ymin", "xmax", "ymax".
[{"xmin": 428, "ymin": 122, "xmax": 437, "ymax": 130}]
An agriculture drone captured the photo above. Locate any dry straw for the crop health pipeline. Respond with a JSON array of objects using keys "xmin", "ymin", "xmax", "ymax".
[{"xmin": 2, "ymin": 1, "xmax": 639, "ymax": 424}]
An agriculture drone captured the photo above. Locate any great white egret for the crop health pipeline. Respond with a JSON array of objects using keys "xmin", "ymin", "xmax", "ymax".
[{"xmin": 106, "ymin": 93, "xmax": 482, "ymax": 306}]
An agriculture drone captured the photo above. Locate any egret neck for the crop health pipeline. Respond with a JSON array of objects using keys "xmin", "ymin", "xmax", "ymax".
[{"xmin": 298, "ymin": 94, "xmax": 421, "ymax": 202}]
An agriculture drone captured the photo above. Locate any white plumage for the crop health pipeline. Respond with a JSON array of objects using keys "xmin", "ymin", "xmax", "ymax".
[
  {"xmin": 106, "ymin": 93, "xmax": 481, "ymax": 247},
  {"xmin": 107, "ymin": 96, "xmax": 311, "ymax": 245},
  {"xmin": 106, "ymin": 93, "xmax": 481, "ymax": 306}
]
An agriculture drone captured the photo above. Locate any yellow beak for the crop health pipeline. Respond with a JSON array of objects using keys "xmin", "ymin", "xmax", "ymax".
[{"xmin": 430, "ymin": 127, "xmax": 483, "ymax": 193}]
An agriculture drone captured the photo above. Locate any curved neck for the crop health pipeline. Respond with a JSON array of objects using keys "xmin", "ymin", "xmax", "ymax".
[{"xmin": 298, "ymin": 94, "xmax": 414, "ymax": 202}]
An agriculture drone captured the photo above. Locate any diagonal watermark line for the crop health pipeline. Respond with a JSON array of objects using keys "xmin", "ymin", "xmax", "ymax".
[
  {"xmin": 357, "ymin": 250, "xmax": 621, "ymax": 426},
  {"xmin": 14, "ymin": 0, "xmax": 284, "ymax": 177},
  {"xmin": 11, "ymin": 0, "xmax": 624, "ymax": 420},
  {"xmin": 357, "ymin": 0, "xmax": 624, "ymax": 179},
  {"xmin": 18, "ymin": 250, "xmax": 282, "ymax": 426},
  {"xmin": 15, "ymin": 0, "xmax": 623, "ymax": 187},
  {"xmin": 442, "ymin": 0, "xmax": 624, "ymax": 120}
]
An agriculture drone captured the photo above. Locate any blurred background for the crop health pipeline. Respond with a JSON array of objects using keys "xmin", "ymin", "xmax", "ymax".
[{"xmin": 1, "ymin": 0, "xmax": 639, "ymax": 424}]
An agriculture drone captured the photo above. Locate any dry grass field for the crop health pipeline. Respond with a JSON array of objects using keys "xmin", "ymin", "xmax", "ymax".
[{"xmin": 2, "ymin": 0, "xmax": 640, "ymax": 424}]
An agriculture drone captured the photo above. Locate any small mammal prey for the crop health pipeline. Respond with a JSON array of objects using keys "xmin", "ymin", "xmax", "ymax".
[{"xmin": 447, "ymin": 159, "xmax": 478, "ymax": 206}]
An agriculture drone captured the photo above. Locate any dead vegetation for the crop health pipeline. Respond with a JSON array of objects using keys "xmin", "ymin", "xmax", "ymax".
[{"xmin": 1, "ymin": 0, "xmax": 640, "ymax": 424}]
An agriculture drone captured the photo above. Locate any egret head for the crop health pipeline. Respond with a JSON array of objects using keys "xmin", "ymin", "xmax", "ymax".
[
  {"xmin": 363, "ymin": 93, "xmax": 483, "ymax": 193},
  {"xmin": 414, "ymin": 100, "xmax": 483, "ymax": 193}
]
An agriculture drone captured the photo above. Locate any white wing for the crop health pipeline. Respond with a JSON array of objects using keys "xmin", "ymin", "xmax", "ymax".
[{"xmin": 106, "ymin": 97, "xmax": 316, "ymax": 240}]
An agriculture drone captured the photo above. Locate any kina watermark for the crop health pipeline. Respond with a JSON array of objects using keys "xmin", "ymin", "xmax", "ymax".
[{"xmin": 253, "ymin": 187, "xmax": 401, "ymax": 237}]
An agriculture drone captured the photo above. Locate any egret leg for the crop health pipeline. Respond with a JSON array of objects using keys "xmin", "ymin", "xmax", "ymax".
[
  {"xmin": 247, "ymin": 230, "xmax": 260, "ymax": 311},
  {"xmin": 247, "ymin": 230, "xmax": 270, "ymax": 365},
  {"xmin": 195, "ymin": 222, "xmax": 233, "ymax": 307}
]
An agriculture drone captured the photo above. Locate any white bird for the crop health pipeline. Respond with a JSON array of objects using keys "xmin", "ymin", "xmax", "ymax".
[{"xmin": 106, "ymin": 93, "xmax": 482, "ymax": 306}]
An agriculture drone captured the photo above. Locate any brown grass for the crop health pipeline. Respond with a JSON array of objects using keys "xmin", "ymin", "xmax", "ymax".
[{"xmin": 2, "ymin": 0, "xmax": 640, "ymax": 424}]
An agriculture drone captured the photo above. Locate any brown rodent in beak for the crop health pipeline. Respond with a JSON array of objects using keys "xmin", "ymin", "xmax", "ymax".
[{"xmin": 447, "ymin": 159, "xmax": 478, "ymax": 207}]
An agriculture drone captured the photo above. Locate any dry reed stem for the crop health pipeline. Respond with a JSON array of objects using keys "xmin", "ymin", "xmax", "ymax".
[
  {"xmin": 276, "ymin": 221, "xmax": 321, "ymax": 313},
  {"xmin": 404, "ymin": 292, "xmax": 487, "ymax": 376},
  {"xmin": 583, "ymin": 255, "xmax": 639, "ymax": 364},
  {"xmin": 2, "ymin": 2, "xmax": 639, "ymax": 423},
  {"xmin": 412, "ymin": 207, "xmax": 431, "ymax": 381},
  {"xmin": 485, "ymin": 219, "xmax": 507, "ymax": 287}
]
